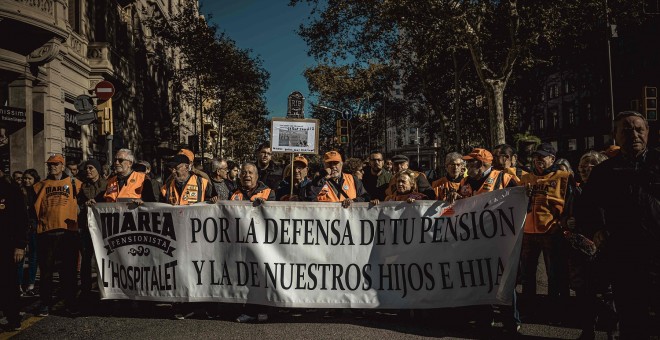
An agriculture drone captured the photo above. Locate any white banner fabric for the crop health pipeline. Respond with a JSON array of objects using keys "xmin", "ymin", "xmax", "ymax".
[{"xmin": 89, "ymin": 187, "xmax": 527, "ymax": 309}]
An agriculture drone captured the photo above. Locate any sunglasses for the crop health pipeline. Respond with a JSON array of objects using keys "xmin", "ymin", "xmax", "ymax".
[{"xmin": 114, "ymin": 158, "xmax": 129, "ymax": 163}]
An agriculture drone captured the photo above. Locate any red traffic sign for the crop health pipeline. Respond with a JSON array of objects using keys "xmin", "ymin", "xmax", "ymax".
[{"xmin": 94, "ymin": 80, "xmax": 115, "ymax": 100}]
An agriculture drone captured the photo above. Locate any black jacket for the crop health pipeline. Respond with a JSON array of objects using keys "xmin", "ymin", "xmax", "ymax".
[
  {"xmin": 0, "ymin": 180, "xmax": 28, "ymax": 250},
  {"xmin": 578, "ymin": 148, "xmax": 660, "ymax": 258}
]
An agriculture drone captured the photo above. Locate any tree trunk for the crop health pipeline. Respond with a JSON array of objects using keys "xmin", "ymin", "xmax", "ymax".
[{"xmin": 484, "ymin": 79, "xmax": 507, "ymax": 148}]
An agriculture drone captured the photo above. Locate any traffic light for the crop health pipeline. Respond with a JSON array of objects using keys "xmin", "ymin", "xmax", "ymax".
[
  {"xmin": 336, "ymin": 119, "xmax": 349, "ymax": 144},
  {"xmin": 644, "ymin": 86, "xmax": 657, "ymax": 121},
  {"xmin": 96, "ymin": 98, "xmax": 113, "ymax": 135}
]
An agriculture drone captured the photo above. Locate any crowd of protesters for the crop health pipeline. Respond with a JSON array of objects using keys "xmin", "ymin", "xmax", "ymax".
[{"xmin": 0, "ymin": 110, "xmax": 658, "ymax": 339}]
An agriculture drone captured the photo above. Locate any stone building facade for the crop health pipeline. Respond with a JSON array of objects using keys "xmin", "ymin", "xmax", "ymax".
[{"xmin": 0, "ymin": 0, "xmax": 194, "ymax": 176}]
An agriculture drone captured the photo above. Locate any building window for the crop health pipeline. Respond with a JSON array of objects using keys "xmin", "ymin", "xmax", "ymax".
[
  {"xmin": 567, "ymin": 107, "xmax": 575, "ymax": 125},
  {"xmin": 551, "ymin": 110, "xmax": 559, "ymax": 129},
  {"xmin": 539, "ymin": 117, "xmax": 545, "ymax": 130},
  {"xmin": 586, "ymin": 104, "xmax": 592, "ymax": 122},
  {"xmin": 68, "ymin": 0, "xmax": 81, "ymax": 34},
  {"xmin": 549, "ymin": 84, "xmax": 559, "ymax": 99},
  {"xmin": 564, "ymin": 81, "xmax": 572, "ymax": 94}
]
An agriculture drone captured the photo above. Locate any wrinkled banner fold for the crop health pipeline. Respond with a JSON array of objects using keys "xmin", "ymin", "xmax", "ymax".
[{"xmin": 89, "ymin": 187, "xmax": 527, "ymax": 309}]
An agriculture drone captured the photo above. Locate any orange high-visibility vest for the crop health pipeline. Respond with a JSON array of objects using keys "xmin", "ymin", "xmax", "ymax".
[
  {"xmin": 432, "ymin": 177, "xmax": 462, "ymax": 201},
  {"xmin": 385, "ymin": 191, "xmax": 427, "ymax": 201},
  {"xmin": 161, "ymin": 174, "xmax": 209, "ymax": 205},
  {"xmin": 33, "ymin": 177, "xmax": 82, "ymax": 233},
  {"xmin": 504, "ymin": 167, "xmax": 528, "ymax": 185},
  {"xmin": 230, "ymin": 186, "xmax": 272, "ymax": 201},
  {"xmin": 520, "ymin": 170, "xmax": 569, "ymax": 234},
  {"xmin": 457, "ymin": 169, "xmax": 513, "ymax": 198},
  {"xmin": 317, "ymin": 173, "xmax": 358, "ymax": 202},
  {"xmin": 104, "ymin": 171, "xmax": 146, "ymax": 202}
]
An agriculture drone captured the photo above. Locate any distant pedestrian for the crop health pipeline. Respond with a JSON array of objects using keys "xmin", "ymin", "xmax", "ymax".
[{"xmin": 17, "ymin": 169, "xmax": 40, "ymax": 297}]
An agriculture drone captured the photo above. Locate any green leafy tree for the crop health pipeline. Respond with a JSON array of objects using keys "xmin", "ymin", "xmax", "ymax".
[
  {"xmin": 292, "ymin": 0, "xmax": 647, "ymax": 148},
  {"xmin": 147, "ymin": 0, "xmax": 270, "ymax": 161}
]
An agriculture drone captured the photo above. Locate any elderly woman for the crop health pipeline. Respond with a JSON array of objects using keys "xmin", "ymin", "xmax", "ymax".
[
  {"xmin": 371, "ymin": 170, "xmax": 427, "ymax": 204},
  {"xmin": 577, "ymin": 150, "xmax": 607, "ymax": 184},
  {"xmin": 569, "ymin": 149, "xmax": 610, "ymax": 339},
  {"xmin": 555, "ymin": 158, "xmax": 575, "ymax": 176}
]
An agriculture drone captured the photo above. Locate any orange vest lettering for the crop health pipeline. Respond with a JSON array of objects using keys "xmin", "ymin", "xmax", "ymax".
[
  {"xmin": 520, "ymin": 170, "xmax": 569, "ymax": 234},
  {"xmin": 33, "ymin": 177, "xmax": 82, "ymax": 233},
  {"xmin": 104, "ymin": 172, "xmax": 146, "ymax": 202},
  {"xmin": 161, "ymin": 175, "xmax": 209, "ymax": 205},
  {"xmin": 317, "ymin": 174, "xmax": 358, "ymax": 202}
]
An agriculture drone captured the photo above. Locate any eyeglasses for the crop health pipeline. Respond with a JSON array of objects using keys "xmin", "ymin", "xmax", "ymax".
[
  {"xmin": 446, "ymin": 163, "xmax": 462, "ymax": 167},
  {"xmin": 114, "ymin": 158, "xmax": 129, "ymax": 163}
]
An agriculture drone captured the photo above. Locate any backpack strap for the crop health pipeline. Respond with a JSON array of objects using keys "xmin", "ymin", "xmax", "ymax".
[
  {"xmin": 493, "ymin": 171, "xmax": 505, "ymax": 190},
  {"xmin": 196, "ymin": 175, "xmax": 203, "ymax": 202}
]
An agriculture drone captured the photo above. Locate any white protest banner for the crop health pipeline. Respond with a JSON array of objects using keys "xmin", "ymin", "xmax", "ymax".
[{"xmin": 89, "ymin": 187, "xmax": 527, "ymax": 309}]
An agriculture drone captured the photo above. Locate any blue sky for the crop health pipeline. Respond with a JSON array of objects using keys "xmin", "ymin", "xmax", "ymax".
[{"xmin": 203, "ymin": 0, "xmax": 317, "ymax": 117}]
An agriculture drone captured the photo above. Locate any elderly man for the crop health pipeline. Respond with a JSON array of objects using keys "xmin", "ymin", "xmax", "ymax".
[
  {"xmin": 452, "ymin": 148, "xmax": 520, "ymax": 333},
  {"xmin": 209, "ymin": 158, "xmax": 234, "ymax": 200},
  {"xmin": 362, "ymin": 151, "xmax": 392, "ymax": 201},
  {"xmin": 231, "ymin": 163, "xmax": 276, "ymax": 203},
  {"xmin": 385, "ymin": 154, "xmax": 435, "ymax": 199},
  {"xmin": 255, "ymin": 143, "xmax": 283, "ymax": 190},
  {"xmin": 32, "ymin": 154, "xmax": 84, "ymax": 317},
  {"xmin": 276, "ymin": 156, "xmax": 310, "ymax": 201},
  {"xmin": 432, "ymin": 152, "xmax": 465, "ymax": 202},
  {"xmin": 492, "ymin": 144, "xmax": 528, "ymax": 184},
  {"xmin": 579, "ymin": 111, "xmax": 659, "ymax": 339},
  {"xmin": 104, "ymin": 149, "xmax": 156, "ymax": 203},
  {"xmin": 305, "ymin": 151, "xmax": 369, "ymax": 207},
  {"xmin": 178, "ymin": 148, "xmax": 210, "ymax": 181},
  {"xmin": 161, "ymin": 155, "xmax": 217, "ymax": 205},
  {"xmin": 450, "ymin": 148, "xmax": 517, "ymax": 201},
  {"xmin": 518, "ymin": 142, "xmax": 573, "ymax": 322}
]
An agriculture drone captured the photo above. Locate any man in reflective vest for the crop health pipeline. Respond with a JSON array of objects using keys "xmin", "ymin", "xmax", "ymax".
[
  {"xmin": 32, "ymin": 154, "xmax": 84, "ymax": 317},
  {"xmin": 104, "ymin": 148, "xmax": 156, "ymax": 204},
  {"xmin": 306, "ymin": 150, "xmax": 369, "ymax": 207},
  {"xmin": 230, "ymin": 163, "xmax": 275, "ymax": 203},
  {"xmin": 449, "ymin": 148, "xmax": 516, "ymax": 202},
  {"xmin": 161, "ymin": 154, "xmax": 217, "ymax": 205},
  {"xmin": 450, "ymin": 148, "xmax": 520, "ymax": 333},
  {"xmin": 518, "ymin": 142, "xmax": 573, "ymax": 322},
  {"xmin": 432, "ymin": 152, "xmax": 466, "ymax": 201}
]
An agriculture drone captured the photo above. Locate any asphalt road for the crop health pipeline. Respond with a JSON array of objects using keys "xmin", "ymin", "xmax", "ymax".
[{"xmin": 0, "ymin": 259, "xmax": 650, "ymax": 339}]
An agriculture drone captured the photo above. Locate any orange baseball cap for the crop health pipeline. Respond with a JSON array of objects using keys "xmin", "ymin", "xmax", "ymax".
[
  {"xmin": 323, "ymin": 151, "xmax": 342, "ymax": 163},
  {"xmin": 462, "ymin": 148, "xmax": 494, "ymax": 163},
  {"xmin": 293, "ymin": 156, "xmax": 308, "ymax": 167},
  {"xmin": 178, "ymin": 148, "xmax": 194, "ymax": 163},
  {"xmin": 46, "ymin": 154, "xmax": 65, "ymax": 164}
]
